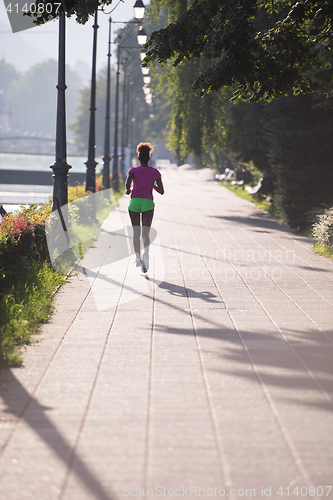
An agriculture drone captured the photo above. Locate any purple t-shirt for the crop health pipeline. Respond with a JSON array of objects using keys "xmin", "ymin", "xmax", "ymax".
[{"xmin": 128, "ymin": 165, "xmax": 162, "ymax": 200}]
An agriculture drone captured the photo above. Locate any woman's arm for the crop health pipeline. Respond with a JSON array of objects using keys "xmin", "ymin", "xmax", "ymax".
[
  {"xmin": 125, "ymin": 171, "xmax": 133, "ymax": 195},
  {"xmin": 153, "ymin": 177, "xmax": 164, "ymax": 195}
]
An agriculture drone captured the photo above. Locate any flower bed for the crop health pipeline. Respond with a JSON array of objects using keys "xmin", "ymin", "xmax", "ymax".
[
  {"xmin": 0, "ymin": 202, "xmax": 64, "ymax": 366},
  {"xmin": 0, "ymin": 178, "xmax": 124, "ymax": 367}
]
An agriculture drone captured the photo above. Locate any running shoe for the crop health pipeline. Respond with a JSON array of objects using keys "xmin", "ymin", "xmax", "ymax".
[
  {"xmin": 134, "ymin": 258, "xmax": 142, "ymax": 267},
  {"xmin": 141, "ymin": 253, "xmax": 149, "ymax": 273}
]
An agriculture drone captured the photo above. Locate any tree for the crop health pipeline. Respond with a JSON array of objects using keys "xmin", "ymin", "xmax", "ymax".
[
  {"xmin": 150, "ymin": 56, "xmax": 233, "ymax": 166},
  {"xmin": 144, "ymin": 0, "xmax": 333, "ymax": 101},
  {"xmin": 26, "ymin": 0, "xmax": 113, "ymax": 25},
  {"xmin": 263, "ymin": 93, "xmax": 333, "ymax": 230},
  {"xmin": 225, "ymin": 99, "xmax": 270, "ymax": 171},
  {"xmin": 0, "ymin": 60, "xmax": 18, "ymax": 94},
  {"xmin": 7, "ymin": 59, "xmax": 81, "ymax": 139}
]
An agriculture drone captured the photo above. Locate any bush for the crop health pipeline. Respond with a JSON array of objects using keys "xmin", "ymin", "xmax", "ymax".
[
  {"xmin": 312, "ymin": 206, "xmax": 333, "ymax": 250},
  {"xmin": 264, "ymin": 94, "xmax": 333, "ymax": 230},
  {"xmin": 0, "ymin": 203, "xmax": 56, "ymax": 366},
  {"xmin": 0, "ymin": 204, "xmax": 52, "ymax": 296}
]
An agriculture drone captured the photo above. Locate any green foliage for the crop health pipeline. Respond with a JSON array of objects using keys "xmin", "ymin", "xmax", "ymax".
[
  {"xmin": 0, "ymin": 204, "xmax": 51, "ymax": 295},
  {"xmin": 151, "ymin": 56, "xmax": 232, "ymax": 165},
  {"xmin": 312, "ymin": 206, "xmax": 333, "ymax": 250},
  {"xmin": 0, "ymin": 204, "xmax": 56, "ymax": 366},
  {"xmin": 314, "ymin": 244, "xmax": 333, "ymax": 259},
  {"xmin": 264, "ymin": 94, "xmax": 333, "ymax": 230},
  {"xmin": 26, "ymin": 0, "xmax": 112, "ymax": 25},
  {"xmin": 145, "ymin": 0, "xmax": 333, "ymax": 101},
  {"xmin": 144, "ymin": 0, "xmax": 333, "ymax": 238},
  {"xmin": 225, "ymin": 99, "xmax": 270, "ymax": 172}
]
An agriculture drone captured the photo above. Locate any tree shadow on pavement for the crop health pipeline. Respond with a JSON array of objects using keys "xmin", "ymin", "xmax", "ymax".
[
  {"xmin": 153, "ymin": 323, "xmax": 333, "ymax": 413},
  {"xmin": 0, "ymin": 369, "xmax": 115, "ymax": 500},
  {"xmin": 209, "ymin": 214, "xmax": 291, "ymax": 233}
]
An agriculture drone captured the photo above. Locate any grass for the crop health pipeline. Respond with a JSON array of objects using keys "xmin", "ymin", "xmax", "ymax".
[
  {"xmin": 313, "ymin": 243, "xmax": 333, "ymax": 259},
  {"xmin": 0, "ymin": 262, "xmax": 66, "ymax": 367},
  {"xmin": 0, "ymin": 180, "xmax": 125, "ymax": 368},
  {"xmin": 220, "ymin": 182, "xmax": 283, "ymax": 220},
  {"xmin": 221, "ymin": 181, "xmax": 333, "ymax": 261}
]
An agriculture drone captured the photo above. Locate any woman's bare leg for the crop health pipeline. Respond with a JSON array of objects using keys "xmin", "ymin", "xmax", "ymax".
[
  {"xmin": 142, "ymin": 209, "xmax": 154, "ymax": 255},
  {"xmin": 129, "ymin": 210, "xmax": 141, "ymax": 259}
]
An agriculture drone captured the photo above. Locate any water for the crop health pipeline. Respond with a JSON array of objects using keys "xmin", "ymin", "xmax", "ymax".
[
  {"xmin": 0, "ymin": 152, "xmax": 95, "ymax": 214},
  {"xmin": 0, "ymin": 152, "xmax": 90, "ymax": 173}
]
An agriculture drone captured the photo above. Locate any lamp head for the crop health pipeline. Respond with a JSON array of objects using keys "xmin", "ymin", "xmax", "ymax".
[
  {"xmin": 137, "ymin": 26, "xmax": 148, "ymax": 46},
  {"xmin": 133, "ymin": 0, "xmax": 145, "ymax": 20}
]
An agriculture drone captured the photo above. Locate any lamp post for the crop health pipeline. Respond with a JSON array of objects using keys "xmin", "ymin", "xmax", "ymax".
[
  {"xmin": 50, "ymin": 12, "xmax": 72, "ymax": 212},
  {"xmin": 112, "ymin": 42, "xmax": 120, "ymax": 191},
  {"xmin": 120, "ymin": 60, "xmax": 127, "ymax": 178},
  {"xmin": 130, "ymin": 116, "xmax": 136, "ymax": 165},
  {"xmin": 126, "ymin": 81, "xmax": 132, "ymax": 145},
  {"xmin": 85, "ymin": 9, "xmax": 99, "ymax": 193},
  {"xmin": 102, "ymin": 17, "xmax": 112, "ymax": 191},
  {"xmin": 111, "ymin": 0, "xmax": 146, "ymax": 190}
]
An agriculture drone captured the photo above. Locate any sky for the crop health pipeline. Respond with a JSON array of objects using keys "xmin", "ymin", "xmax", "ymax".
[{"xmin": 0, "ymin": 0, "xmax": 147, "ymax": 83}]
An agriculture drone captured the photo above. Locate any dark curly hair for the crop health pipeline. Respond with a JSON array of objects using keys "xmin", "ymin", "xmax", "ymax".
[{"xmin": 136, "ymin": 142, "xmax": 154, "ymax": 164}]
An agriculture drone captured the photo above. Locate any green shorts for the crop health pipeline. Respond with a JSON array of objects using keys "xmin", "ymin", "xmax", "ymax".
[{"xmin": 128, "ymin": 198, "xmax": 155, "ymax": 213}]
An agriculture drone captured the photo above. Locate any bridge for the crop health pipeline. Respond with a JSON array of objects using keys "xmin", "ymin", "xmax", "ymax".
[{"xmin": 0, "ymin": 135, "xmax": 77, "ymax": 155}]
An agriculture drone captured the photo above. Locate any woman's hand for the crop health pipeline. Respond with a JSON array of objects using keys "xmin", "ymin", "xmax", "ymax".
[
  {"xmin": 153, "ymin": 177, "xmax": 164, "ymax": 195},
  {"xmin": 125, "ymin": 172, "xmax": 133, "ymax": 195}
]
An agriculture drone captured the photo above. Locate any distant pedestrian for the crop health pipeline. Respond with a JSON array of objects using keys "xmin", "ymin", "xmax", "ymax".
[{"xmin": 125, "ymin": 142, "xmax": 164, "ymax": 273}]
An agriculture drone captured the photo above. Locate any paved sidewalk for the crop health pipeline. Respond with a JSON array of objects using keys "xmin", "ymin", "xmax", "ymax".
[{"xmin": 0, "ymin": 162, "xmax": 332, "ymax": 500}]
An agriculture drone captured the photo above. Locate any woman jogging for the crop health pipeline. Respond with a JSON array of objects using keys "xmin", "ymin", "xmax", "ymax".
[{"xmin": 125, "ymin": 142, "xmax": 164, "ymax": 273}]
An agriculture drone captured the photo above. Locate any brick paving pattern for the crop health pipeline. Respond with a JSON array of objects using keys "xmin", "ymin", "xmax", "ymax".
[{"xmin": 0, "ymin": 162, "xmax": 332, "ymax": 500}]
